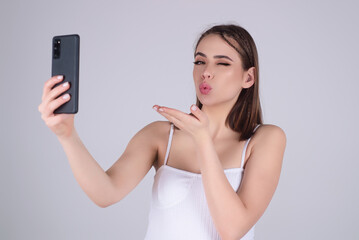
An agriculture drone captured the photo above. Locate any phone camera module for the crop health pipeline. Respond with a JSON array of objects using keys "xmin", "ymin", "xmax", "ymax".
[{"xmin": 53, "ymin": 39, "xmax": 61, "ymax": 59}]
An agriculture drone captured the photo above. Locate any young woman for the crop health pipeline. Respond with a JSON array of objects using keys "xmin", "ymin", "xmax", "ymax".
[{"xmin": 38, "ymin": 23, "xmax": 286, "ymax": 240}]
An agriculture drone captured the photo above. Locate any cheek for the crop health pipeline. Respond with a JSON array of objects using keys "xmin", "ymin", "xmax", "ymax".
[
  {"xmin": 223, "ymin": 70, "xmax": 241, "ymax": 87},
  {"xmin": 193, "ymin": 67, "xmax": 200, "ymax": 77},
  {"xmin": 221, "ymin": 84, "xmax": 240, "ymax": 98},
  {"xmin": 193, "ymin": 68, "xmax": 201, "ymax": 85},
  {"xmin": 220, "ymin": 73, "xmax": 242, "ymax": 95}
]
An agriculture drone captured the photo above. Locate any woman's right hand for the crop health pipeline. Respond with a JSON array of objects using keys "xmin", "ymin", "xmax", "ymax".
[{"xmin": 38, "ymin": 75, "xmax": 75, "ymax": 139}]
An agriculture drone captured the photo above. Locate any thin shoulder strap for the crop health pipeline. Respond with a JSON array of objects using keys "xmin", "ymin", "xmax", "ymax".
[
  {"xmin": 240, "ymin": 124, "xmax": 261, "ymax": 168},
  {"xmin": 164, "ymin": 123, "xmax": 175, "ymax": 165}
]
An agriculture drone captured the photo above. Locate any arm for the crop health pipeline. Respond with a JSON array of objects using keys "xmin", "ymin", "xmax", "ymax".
[
  {"xmin": 58, "ymin": 121, "xmax": 160, "ymax": 208},
  {"xmin": 196, "ymin": 125, "xmax": 287, "ymax": 240},
  {"xmin": 58, "ymin": 129, "xmax": 114, "ymax": 207}
]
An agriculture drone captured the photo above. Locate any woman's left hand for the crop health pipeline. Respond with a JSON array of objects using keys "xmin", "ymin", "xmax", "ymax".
[{"xmin": 153, "ymin": 104, "xmax": 210, "ymax": 142}]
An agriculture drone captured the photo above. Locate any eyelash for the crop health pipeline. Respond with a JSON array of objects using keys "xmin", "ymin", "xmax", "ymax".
[{"xmin": 193, "ymin": 61, "xmax": 230, "ymax": 66}]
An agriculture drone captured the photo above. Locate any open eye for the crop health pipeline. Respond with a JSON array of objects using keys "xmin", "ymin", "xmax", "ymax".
[{"xmin": 193, "ymin": 61, "xmax": 204, "ymax": 65}]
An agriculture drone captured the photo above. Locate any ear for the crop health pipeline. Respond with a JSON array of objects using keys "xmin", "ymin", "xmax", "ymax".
[{"xmin": 244, "ymin": 67, "xmax": 255, "ymax": 88}]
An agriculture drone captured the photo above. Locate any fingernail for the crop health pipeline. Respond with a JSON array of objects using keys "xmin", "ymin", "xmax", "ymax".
[
  {"xmin": 63, "ymin": 94, "xmax": 69, "ymax": 99},
  {"xmin": 62, "ymin": 82, "xmax": 68, "ymax": 87},
  {"xmin": 57, "ymin": 75, "xmax": 63, "ymax": 80},
  {"xmin": 153, "ymin": 106, "xmax": 158, "ymax": 111},
  {"xmin": 191, "ymin": 105, "xmax": 197, "ymax": 111},
  {"xmin": 159, "ymin": 108, "xmax": 164, "ymax": 112}
]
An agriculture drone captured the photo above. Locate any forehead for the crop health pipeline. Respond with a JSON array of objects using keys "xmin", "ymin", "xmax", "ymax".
[{"xmin": 196, "ymin": 34, "xmax": 240, "ymax": 60}]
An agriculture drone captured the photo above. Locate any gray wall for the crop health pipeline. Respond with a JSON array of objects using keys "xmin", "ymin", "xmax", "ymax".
[{"xmin": 1, "ymin": 0, "xmax": 358, "ymax": 239}]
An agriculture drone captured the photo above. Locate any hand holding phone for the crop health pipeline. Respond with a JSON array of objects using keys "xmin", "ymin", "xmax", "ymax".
[
  {"xmin": 38, "ymin": 75, "xmax": 75, "ymax": 138},
  {"xmin": 51, "ymin": 34, "xmax": 80, "ymax": 114}
]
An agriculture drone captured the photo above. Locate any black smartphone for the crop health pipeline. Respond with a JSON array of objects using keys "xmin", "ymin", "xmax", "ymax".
[{"xmin": 51, "ymin": 34, "xmax": 80, "ymax": 114}]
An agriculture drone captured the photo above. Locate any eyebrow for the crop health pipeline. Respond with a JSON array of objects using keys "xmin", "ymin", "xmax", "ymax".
[{"xmin": 194, "ymin": 52, "xmax": 234, "ymax": 62}]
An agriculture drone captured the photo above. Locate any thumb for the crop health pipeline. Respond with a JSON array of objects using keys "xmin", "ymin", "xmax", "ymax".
[{"xmin": 190, "ymin": 104, "xmax": 203, "ymax": 121}]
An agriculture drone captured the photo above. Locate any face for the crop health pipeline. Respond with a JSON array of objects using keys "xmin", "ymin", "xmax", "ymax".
[{"xmin": 193, "ymin": 34, "xmax": 252, "ymax": 107}]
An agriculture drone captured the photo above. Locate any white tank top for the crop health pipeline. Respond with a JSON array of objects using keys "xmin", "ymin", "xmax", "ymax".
[{"xmin": 144, "ymin": 123, "xmax": 260, "ymax": 240}]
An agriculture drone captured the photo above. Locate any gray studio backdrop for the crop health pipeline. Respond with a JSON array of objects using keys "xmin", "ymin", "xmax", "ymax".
[{"xmin": 1, "ymin": 0, "xmax": 358, "ymax": 239}]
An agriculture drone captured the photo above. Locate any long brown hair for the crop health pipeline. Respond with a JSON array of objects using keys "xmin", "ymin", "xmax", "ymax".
[{"xmin": 192, "ymin": 23, "xmax": 263, "ymax": 141}]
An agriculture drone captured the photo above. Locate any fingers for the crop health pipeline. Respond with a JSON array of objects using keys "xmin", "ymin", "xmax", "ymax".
[
  {"xmin": 155, "ymin": 106, "xmax": 192, "ymax": 124},
  {"xmin": 42, "ymin": 75, "xmax": 64, "ymax": 101},
  {"xmin": 152, "ymin": 105, "xmax": 181, "ymax": 129},
  {"xmin": 47, "ymin": 93, "xmax": 71, "ymax": 116},
  {"xmin": 40, "ymin": 93, "xmax": 71, "ymax": 119},
  {"xmin": 38, "ymin": 75, "xmax": 71, "ymax": 118},
  {"xmin": 158, "ymin": 111, "xmax": 183, "ymax": 129},
  {"xmin": 189, "ymin": 104, "xmax": 202, "ymax": 121},
  {"xmin": 44, "ymin": 80, "xmax": 70, "ymax": 105}
]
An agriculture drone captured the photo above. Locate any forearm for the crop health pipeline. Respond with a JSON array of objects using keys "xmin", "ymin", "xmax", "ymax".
[
  {"xmin": 57, "ymin": 129, "xmax": 115, "ymax": 208},
  {"xmin": 195, "ymin": 134, "xmax": 248, "ymax": 240}
]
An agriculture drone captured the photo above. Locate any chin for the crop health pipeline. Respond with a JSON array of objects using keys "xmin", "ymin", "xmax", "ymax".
[
  {"xmin": 198, "ymin": 94, "xmax": 234, "ymax": 108},
  {"xmin": 196, "ymin": 96, "xmax": 216, "ymax": 106}
]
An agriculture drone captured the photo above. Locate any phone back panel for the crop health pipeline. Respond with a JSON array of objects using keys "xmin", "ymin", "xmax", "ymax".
[{"xmin": 51, "ymin": 34, "xmax": 80, "ymax": 114}]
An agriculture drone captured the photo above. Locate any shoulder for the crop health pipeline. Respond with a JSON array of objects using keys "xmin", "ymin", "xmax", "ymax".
[
  {"xmin": 142, "ymin": 120, "xmax": 172, "ymax": 142},
  {"xmin": 146, "ymin": 120, "xmax": 172, "ymax": 133},
  {"xmin": 143, "ymin": 121, "xmax": 173, "ymax": 166},
  {"xmin": 254, "ymin": 124, "xmax": 286, "ymax": 141},
  {"xmin": 249, "ymin": 124, "xmax": 287, "ymax": 155}
]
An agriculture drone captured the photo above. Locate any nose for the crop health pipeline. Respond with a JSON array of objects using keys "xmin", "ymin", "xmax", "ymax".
[{"xmin": 201, "ymin": 70, "xmax": 213, "ymax": 80}]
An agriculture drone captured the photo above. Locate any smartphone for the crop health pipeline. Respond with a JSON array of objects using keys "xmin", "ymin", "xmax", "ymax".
[{"xmin": 51, "ymin": 34, "xmax": 80, "ymax": 114}]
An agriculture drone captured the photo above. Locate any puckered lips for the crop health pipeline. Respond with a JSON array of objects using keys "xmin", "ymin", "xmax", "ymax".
[{"xmin": 199, "ymin": 82, "xmax": 212, "ymax": 95}]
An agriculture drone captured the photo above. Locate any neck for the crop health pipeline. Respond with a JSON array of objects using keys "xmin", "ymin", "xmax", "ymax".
[{"xmin": 201, "ymin": 98, "xmax": 238, "ymax": 141}]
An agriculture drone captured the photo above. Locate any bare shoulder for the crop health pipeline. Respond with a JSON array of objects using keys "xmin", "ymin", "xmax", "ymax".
[
  {"xmin": 147, "ymin": 121, "xmax": 173, "ymax": 165},
  {"xmin": 140, "ymin": 120, "xmax": 171, "ymax": 143},
  {"xmin": 143, "ymin": 120, "xmax": 172, "ymax": 147},
  {"xmin": 254, "ymin": 124, "xmax": 286, "ymax": 141},
  {"xmin": 146, "ymin": 120, "xmax": 172, "ymax": 137},
  {"xmin": 249, "ymin": 124, "xmax": 287, "ymax": 156}
]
